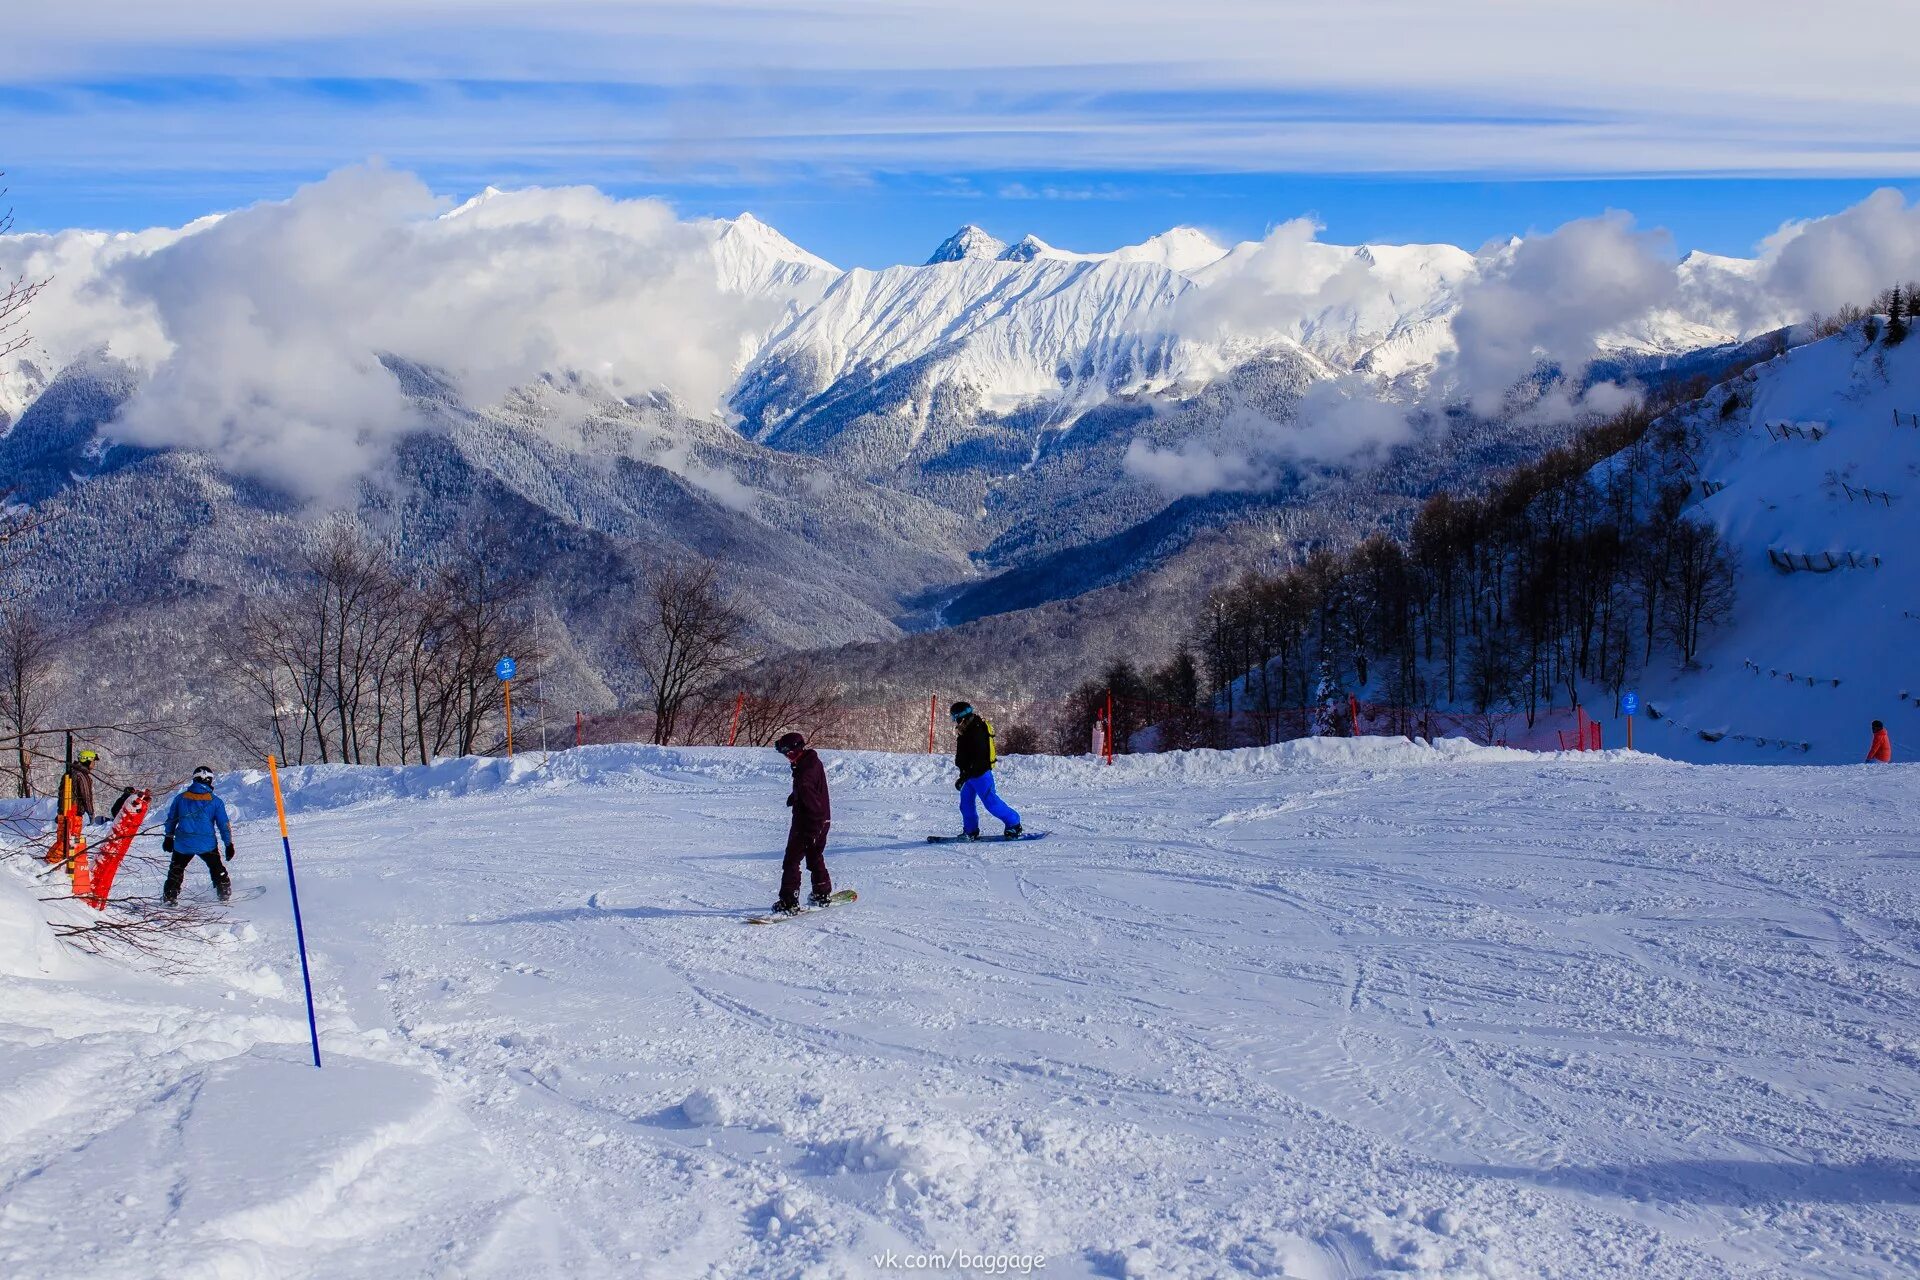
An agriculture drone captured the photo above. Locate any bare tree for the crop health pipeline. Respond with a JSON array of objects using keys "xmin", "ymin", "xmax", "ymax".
[
  {"xmin": 228, "ymin": 527, "xmax": 541, "ymax": 764},
  {"xmin": 0, "ymin": 608, "xmax": 60, "ymax": 795},
  {"xmin": 625, "ymin": 561, "xmax": 758, "ymax": 745},
  {"xmin": 1662, "ymin": 519, "xmax": 1736, "ymax": 667},
  {"xmin": 998, "ymin": 723, "xmax": 1041, "ymax": 755},
  {"xmin": 0, "ymin": 175, "xmax": 48, "ymax": 363}
]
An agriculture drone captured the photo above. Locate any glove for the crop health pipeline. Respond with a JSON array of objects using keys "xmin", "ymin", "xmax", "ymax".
[
  {"xmin": 90, "ymin": 815, "xmax": 109, "ymax": 827},
  {"xmin": 162, "ymin": 835, "xmax": 175, "ymax": 854},
  {"xmin": 224, "ymin": 843, "xmax": 236, "ymax": 863},
  {"xmin": 953, "ymin": 776, "xmax": 964, "ymax": 791},
  {"xmin": 786, "ymin": 794, "xmax": 794, "ymax": 807}
]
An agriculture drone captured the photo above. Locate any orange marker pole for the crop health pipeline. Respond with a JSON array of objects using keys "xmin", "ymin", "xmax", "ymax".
[
  {"xmin": 503, "ymin": 679, "xmax": 514, "ymax": 756},
  {"xmin": 269, "ymin": 756, "xmax": 323, "ymax": 1069}
]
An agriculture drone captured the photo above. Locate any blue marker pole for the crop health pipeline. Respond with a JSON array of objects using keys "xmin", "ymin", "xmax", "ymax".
[{"xmin": 267, "ymin": 756, "xmax": 322, "ymax": 1068}]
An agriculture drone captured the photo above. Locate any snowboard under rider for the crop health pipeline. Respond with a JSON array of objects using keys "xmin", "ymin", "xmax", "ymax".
[
  {"xmin": 950, "ymin": 701, "xmax": 1022, "ymax": 840},
  {"xmin": 1867, "ymin": 720, "xmax": 1893, "ymax": 763},
  {"xmin": 772, "ymin": 732, "xmax": 833, "ymax": 915},
  {"xmin": 162, "ymin": 766, "xmax": 234, "ymax": 904}
]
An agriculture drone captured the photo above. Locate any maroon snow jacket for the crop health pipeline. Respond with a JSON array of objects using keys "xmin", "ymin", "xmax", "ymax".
[{"xmin": 787, "ymin": 748, "xmax": 831, "ymax": 826}]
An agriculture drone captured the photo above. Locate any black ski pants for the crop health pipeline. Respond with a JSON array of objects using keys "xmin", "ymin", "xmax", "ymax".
[
  {"xmin": 164, "ymin": 850, "xmax": 231, "ymax": 901},
  {"xmin": 779, "ymin": 819, "xmax": 831, "ymax": 903}
]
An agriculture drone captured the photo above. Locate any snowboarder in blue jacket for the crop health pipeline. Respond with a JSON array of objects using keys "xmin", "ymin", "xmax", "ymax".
[
  {"xmin": 951, "ymin": 701, "xmax": 1022, "ymax": 840},
  {"xmin": 162, "ymin": 765, "xmax": 234, "ymax": 904}
]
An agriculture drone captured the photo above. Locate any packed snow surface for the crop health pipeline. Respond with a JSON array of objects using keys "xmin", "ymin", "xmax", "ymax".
[{"xmin": 4, "ymin": 740, "xmax": 1918, "ymax": 1278}]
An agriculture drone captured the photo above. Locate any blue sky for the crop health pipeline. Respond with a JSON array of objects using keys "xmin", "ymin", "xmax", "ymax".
[{"xmin": 7, "ymin": 2, "xmax": 1920, "ymax": 266}]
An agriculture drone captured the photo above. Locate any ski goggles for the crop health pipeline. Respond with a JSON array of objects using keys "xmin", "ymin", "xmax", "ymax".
[
  {"xmin": 191, "ymin": 768, "xmax": 215, "ymax": 785},
  {"xmin": 949, "ymin": 708, "xmax": 973, "ymax": 723}
]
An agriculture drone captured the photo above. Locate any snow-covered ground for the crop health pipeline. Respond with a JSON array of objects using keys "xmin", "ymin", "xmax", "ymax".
[{"xmin": 4, "ymin": 741, "xmax": 1918, "ymax": 1279}]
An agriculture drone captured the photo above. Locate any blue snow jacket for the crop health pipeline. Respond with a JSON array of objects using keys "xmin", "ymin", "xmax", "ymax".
[{"xmin": 165, "ymin": 784, "xmax": 232, "ymax": 856}]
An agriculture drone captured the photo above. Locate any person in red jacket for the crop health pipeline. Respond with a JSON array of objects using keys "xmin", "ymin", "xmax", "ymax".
[
  {"xmin": 1867, "ymin": 720, "xmax": 1892, "ymax": 763},
  {"xmin": 772, "ymin": 731, "xmax": 833, "ymax": 915}
]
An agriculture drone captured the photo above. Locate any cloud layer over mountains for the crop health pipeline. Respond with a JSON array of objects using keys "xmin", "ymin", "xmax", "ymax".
[
  {"xmin": 5, "ymin": 166, "xmax": 783, "ymax": 498},
  {"xmin": 9, "ymin": 169, "xmax": 1920, "ymax": 501}
]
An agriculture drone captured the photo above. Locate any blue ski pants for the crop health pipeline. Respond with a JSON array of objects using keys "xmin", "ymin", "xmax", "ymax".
[{"xmin": 959, "ymin": 771, "xmax": 1020, "ymax": 835}]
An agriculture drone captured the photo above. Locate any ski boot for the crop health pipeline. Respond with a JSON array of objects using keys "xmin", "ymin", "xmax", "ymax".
[
  {"xmin": 1002, "ymin": 824, "xmax": 1023, "ymax": 840},
  {"xmin": 962, "ymin": 831, "xmax": 982, "ymax": 841}
]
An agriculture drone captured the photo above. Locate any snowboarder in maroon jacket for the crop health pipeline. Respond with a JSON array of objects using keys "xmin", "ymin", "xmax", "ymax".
[{"xmin": 773, "ymin": 732, "xmax": 833, "ymax": 915}]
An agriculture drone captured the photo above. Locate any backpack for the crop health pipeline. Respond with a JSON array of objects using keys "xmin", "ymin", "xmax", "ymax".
[{"xmin": 981, "ymin": 717, "xmax": 997, "ymax": 768}]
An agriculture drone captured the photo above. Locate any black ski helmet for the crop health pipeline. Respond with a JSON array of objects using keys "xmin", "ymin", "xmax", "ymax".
[
  {"xmin": 774, "ymin": 732, "xmax": 807, "ymax": 754},
  {"xmin": 949, "ymin": 701, "xmax": 973, "ymax": 721}
]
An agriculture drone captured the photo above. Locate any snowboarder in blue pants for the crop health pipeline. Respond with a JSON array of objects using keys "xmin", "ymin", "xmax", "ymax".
[{"xmin": 950, "ymin": 701, "xmax": 1022, "ymax": 840}]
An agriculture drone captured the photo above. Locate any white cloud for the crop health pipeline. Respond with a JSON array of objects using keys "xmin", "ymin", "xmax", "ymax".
[
  {"xmin": 6, "ymin": 4, "xmax": 1920, "ymax": 182},
  {"xmin": 1438, "ymin": 212, "xmax": 1677, "ymax": 416},
  {"xmin": 13, "ymin": 165, "xmax": 781, "ymax": 501},
  {"xmin": 1122, "ymin": 437, "xmax": 1264, "ymax": 498}
]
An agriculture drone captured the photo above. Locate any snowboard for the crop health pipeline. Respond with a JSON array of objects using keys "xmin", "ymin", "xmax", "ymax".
[
  {"xmin": 86, "ymin": 789, "xmax": 151, "ymax": 909},
  {"xmin": 925, "ymin": 831, "xmax": 1047, "ymax": 844},
  {"xmin": 745, "ymin": 888, "xmax": 858, "ymax": 925}
]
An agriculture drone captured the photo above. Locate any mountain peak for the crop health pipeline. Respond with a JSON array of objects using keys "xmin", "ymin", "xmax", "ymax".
[
  {"xmin": 1110, "ymin": 226, "xmax": 1227, "ymax": 273},
  {"xmin": 998, "ymin": 234, "xmax": 1057, "ymax": 263},
  {"xmin": 713, "ymin": 213, "xmax": 837, "ymax": 272},
  {"xmin": 926, "ymin": 225, "xmax": 1007, "ymax": 265}
]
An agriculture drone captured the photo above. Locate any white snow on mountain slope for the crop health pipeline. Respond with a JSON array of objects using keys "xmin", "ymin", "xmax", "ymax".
[
  {"xmin": 1634, "ymin": 326, "xmax": 1920, "ymax": 765},
  {"xmin": 997, "ymin": 233, "xmax": 1081, "ymax": 264},
  {"xmin": 5, "ymin": 740, "xmax": 1917, "ymax": 1278},
  {"xmin": 1183, "ymin": 234, "xmax": 1482, "ymax": 374},
  {"xmin": 742, "ymin": 254, "xmax": 1199, "ymax": 428},
  {"xmin": 704, "ymin": 212, "xmax": 841, "ymax": 300},
  {"xmin": 1108, "ymin": 225, "xmax": 1230, "ymax": 274}
]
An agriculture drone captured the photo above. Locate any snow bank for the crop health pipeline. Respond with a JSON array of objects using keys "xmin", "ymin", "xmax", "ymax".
[
  {"xmin": 223, "ymin": 735, "xmax": 1661, "ymax": 821},
  {"xmin": 0, "ymin": 858, "xmax": 76, "ymax": 980}
]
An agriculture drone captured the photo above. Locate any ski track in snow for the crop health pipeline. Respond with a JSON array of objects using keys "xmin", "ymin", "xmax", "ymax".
[{"xmin": 4, "ymin": 743, "xmax": 1919, "ymax": 1278}]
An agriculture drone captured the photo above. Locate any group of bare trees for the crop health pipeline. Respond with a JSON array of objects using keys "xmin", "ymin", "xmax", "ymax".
[
  {"xmin": 0, "ymin": 608, "xmax": 59, "ymax": 795},
  {"xmin": 1193, "ymin": 397, "xmax": 1738, "ymax": 736},
  {"xmin": 230, "ymin": 523, "xmax": 542, "ymax": 765}
]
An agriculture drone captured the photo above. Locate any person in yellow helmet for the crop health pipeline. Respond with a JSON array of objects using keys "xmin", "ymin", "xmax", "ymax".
[{"xmin": 63, "ymin": 749, "xmax": 100, "ymax": 825}]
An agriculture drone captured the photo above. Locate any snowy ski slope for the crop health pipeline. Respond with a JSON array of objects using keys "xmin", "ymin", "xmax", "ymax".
[{"xmin": 3, "ymin": 741, "xmax": 1917, "ymax": 1278}]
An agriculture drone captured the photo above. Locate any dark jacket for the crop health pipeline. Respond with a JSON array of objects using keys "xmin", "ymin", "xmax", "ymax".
[
  {"xmin": 788, "ymin": 749, "xmax": 831, "ymax": 825},
  {"xmin": 165, "ymin": 785, "xmax": 232, "ymax": 856},
  {"xmin": 62, "ymin": 762, "xmax": 96, "ymax": 819},
  {"xmin": 954, "ymin": 716, "xmax": 995, "ymax": 781}
]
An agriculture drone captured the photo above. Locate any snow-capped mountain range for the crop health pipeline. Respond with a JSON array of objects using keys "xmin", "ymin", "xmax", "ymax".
[{"xmin": 0, "ymin": 189, "xmax": 1813, "ymax": 764}]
